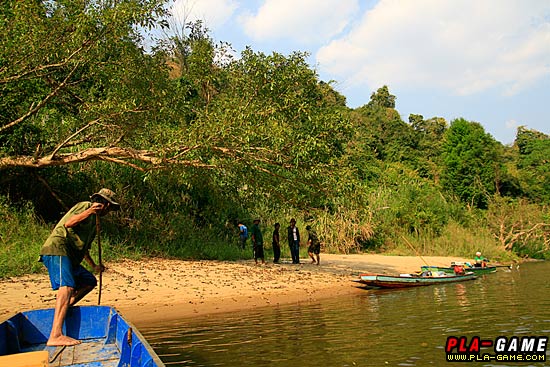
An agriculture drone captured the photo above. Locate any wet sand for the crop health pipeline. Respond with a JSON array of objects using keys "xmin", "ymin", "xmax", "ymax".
[{"xmin": 0, "ymin": 254, "xmax": 469, "ymax": 326}]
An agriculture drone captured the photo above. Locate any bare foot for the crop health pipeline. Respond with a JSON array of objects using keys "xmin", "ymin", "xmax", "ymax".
[{"xmin": 47, "ymin": 335, "xmax": 81, "ymax": 346}]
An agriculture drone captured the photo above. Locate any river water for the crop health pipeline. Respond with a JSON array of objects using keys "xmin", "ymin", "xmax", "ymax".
[{"xmin": 141, "ymin": 261, "xmax": 550, "ymax": 366}]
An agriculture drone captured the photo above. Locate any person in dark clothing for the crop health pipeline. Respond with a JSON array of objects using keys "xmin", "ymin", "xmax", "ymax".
[
  {"xmin": 287, "ymin": 218, "xmax": 301, "ymax": 264},
  {"xmin": 272, "ymin": 223, "xmax": 281, "ymax": 263},
  {"xmin": 251, "ymin": 218, "xmax": 265, "ymax": 264},
  {"xmin": 306, "ymin": 225, "xmax": 321, "ymax": 265}
]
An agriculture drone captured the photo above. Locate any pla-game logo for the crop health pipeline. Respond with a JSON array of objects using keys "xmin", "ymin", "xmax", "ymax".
[{"xmin": 445, "ymin": 336, "xmax": 548, "ymax": 363}]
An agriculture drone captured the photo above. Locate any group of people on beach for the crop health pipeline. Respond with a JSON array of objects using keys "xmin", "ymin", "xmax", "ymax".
[{"xmin": 238, "ymin": 218, "xmax": 321, "ymax": 266}]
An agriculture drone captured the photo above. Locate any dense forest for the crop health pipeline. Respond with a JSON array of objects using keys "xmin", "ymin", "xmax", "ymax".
[{"xmin": 1, "ymin": 1, "xmax": 549, "ymax": 277}]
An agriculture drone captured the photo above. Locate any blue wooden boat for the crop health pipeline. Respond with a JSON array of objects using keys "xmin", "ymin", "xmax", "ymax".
[
  {"xmin": 0, "ymin": 305, "xmax": 164, "ymax": 367},
  {"xmin": 354, "ymin": 272, "xmax": 477, "ymax": 289}
]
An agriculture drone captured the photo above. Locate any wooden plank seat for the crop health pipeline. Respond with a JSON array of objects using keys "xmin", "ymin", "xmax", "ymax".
[{"xmin": 0, "ymin": 350, "xmax": 49, "ymax": 367}]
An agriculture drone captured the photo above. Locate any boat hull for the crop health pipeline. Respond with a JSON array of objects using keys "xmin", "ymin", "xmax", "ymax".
[
  {"xmin": 355, "ymin": 273, "xmax": 477, "ymax": 288},
  {"xmin": 0, "ymin": 305, "xmax": 164, "ymax": 367},
  {"xmin": 421, "ymin": 265, "xmax": 497, "ymax": 275}
]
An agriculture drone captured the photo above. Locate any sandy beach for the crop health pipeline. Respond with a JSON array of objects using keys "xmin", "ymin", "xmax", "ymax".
[{"xmin": 0, "ymin": 254, "xmax": 470, "ymax": 327}]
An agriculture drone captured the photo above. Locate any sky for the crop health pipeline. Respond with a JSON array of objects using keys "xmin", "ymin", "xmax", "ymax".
[{"xmin": 167, "ymin": 0, "xmax": 550, "ymax": 145}]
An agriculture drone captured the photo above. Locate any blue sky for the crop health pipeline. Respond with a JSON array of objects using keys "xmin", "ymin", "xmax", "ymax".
[{"xmin": 166, "ymin": 0, "xmax": 550, "ymax": 145}]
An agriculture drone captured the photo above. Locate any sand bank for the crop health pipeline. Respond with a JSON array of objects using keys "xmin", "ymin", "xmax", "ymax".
[{"xmin": 0, "ymin": 254, "xmax": 470, "ymax": 326}]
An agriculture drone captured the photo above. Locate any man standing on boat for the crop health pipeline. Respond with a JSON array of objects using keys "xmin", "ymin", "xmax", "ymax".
[{"xmin": 39, "ymin": 188, "xmax": 120, "ymax": 346}]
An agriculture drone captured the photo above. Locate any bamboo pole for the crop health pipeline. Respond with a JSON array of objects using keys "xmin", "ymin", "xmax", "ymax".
[
  {"xmin": 401, "ymin": 236, "xmax": 431, "ymax": 268},
  {"xmin": 96, "ymin": 215, "xmax": 103, "ymax": 305}
]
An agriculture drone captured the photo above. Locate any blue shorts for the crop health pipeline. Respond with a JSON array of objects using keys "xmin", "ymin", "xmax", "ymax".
[{"xmin": 41, "ymin": 255, "xmax": 97, "ymax": 290}]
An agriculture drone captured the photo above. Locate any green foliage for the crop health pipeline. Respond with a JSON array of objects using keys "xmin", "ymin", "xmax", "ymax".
[
  {"xmin": 0, "ymin": 1, "xmax": 549, "ymax": 276},
  {"xmin": 181, "ymin": 48, "xmax": 352, "ymax": 208},
  {"xmin": 362, "ymin": 164, "xmax": 472, "ymax": 248},
  {"xmin": 354, "ymin": 87, "xmax": 418, "ymax": 164},
  {"xmin": 515, "ymin": 127, "xmax": 550, "ymax": 203},
  {"xmin": 408, "ymin": 115, "xmax": 447, "ymax": 179},
  {"xmin": 394, "ymin": 221, "xmax": 516, "ymax": 263},
  {"xmin": 441, "ymin": 118, "xmax": 503, "ymax": 208},
  {"xmin": 367, "ymin": 85, "xmax": 396, "ymax": 108},
  {"xmin": 1, "ymin": 0, "xmax": 173, "ymax": 158},
  {"xmin": 0, "ymin": 197, "xmax": 49, "ymax": 277},
  {"xmin": 1, "ymin": 0, "xmax": 178, "ymax": 210}
]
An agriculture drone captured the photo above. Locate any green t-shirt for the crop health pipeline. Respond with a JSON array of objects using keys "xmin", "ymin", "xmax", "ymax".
[
  {"xmin": 251, "ymin": 223, "xmax": 263, "ymax": 245},
  {"xmin": 40, "ymin": 202, "xmax": 96, "ymax": 266}
]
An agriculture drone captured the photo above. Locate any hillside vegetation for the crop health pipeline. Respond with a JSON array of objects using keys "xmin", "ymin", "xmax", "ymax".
[{"xmin": 1, "ymin": 1, "xmax": 548, "ymax": 277}]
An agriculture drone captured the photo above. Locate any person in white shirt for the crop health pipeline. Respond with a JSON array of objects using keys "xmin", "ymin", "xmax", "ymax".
[{"xmin": 287, "ymin": 218, "xmax": 301, "ymax": 264}]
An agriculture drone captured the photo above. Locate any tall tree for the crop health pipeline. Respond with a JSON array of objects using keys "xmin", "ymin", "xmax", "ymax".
[
  {"xmin": 354, "ymin": 86, "xmax": 415, "ymax": 162},
  {"xmin": 367, "ymin": 85, "xmax": 396, "ymax": 108},
  {"xmin": 515, "ymin": 127, "xmax": 550, "ymax": 203},
  {"xmin": 162, "ymin": 20, "xmax": 232, "ymax": 110},
  {"xmin": 182, "ymin": 48, "xmax": 351, "ymax": 206},
  {"xmin": 1, "ymin": 1, "xmax": 351, "ymax": 212},
  {"xmin": 0, "ymin": 0, "xmax": 173, "ymax": 170},
  {"xmin": 409, "ymin": 114, "xmax": 447, "ymax": 180},
  {"xmin": 441, "ymin": 118, "xmax": 502, "ymax": 208}
]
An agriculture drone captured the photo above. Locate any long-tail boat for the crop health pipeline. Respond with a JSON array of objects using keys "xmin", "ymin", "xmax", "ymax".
[
  {"xmin": 354, "ymin": 272, "xmax": 477, "ymax": 289},
  {"xmin": 0, "ymin": 305, "xmax": 164, "ymax": 367}
]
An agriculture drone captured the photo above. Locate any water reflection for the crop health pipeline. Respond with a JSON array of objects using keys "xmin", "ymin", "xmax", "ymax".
[{"xmin": 141, "ymin": 262, "xmax": 550, "ymax": 366}]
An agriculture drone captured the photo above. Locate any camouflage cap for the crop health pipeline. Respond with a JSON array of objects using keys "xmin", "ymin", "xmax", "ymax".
[{"xmin": 91, "ymin": 188, "xmax": 120, "ymax": 210}]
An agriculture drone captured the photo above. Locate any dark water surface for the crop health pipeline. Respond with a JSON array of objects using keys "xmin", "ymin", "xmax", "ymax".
[{"xmin": 141, "ymin": 262, "xmax": 550, "ymax": 366}]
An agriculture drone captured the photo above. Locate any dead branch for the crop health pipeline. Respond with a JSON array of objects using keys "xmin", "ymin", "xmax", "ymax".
[
  {"xmin": 0, "ymin": 146, "xmax": 214, "ymax": 171},
  {"xmin": 501, "ymin": 222, "xmax": 550, "ymax": 251}
]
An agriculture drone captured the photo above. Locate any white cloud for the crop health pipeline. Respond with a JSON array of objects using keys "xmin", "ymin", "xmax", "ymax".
[
  {"xmin": 171, "ymin": 0, "xmax": 238, "ymax": 30},
  {"xmin": 316, "ymin": 0, "xmax": 550, "ymax": 96},
  {"xmin": 240, "ymin": 0, "xmax": 359, "ymax": 45}
]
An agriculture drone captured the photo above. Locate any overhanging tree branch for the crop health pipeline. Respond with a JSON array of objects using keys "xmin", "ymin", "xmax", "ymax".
[{"xmin": 0, "ymin": 146, "xmax": 215, "ymax": 171}]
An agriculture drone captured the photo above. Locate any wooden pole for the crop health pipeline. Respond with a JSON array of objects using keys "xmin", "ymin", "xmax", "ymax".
[
  {"xmin": 96, "ymin": 215, "xmax": 102, "ymax": 305},
  {"xmin": 401, "ymin": 236, "xmax": 431, "ymax": 267}
]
